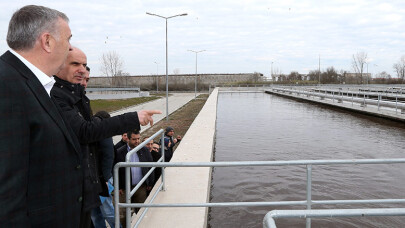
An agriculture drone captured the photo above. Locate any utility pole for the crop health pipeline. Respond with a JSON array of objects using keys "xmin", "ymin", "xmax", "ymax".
[{"xmin": 318, "ymin": 54, "xmax": 321, "ymax": 85}]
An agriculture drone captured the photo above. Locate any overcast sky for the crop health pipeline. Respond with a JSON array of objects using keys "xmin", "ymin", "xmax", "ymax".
[{"xmin": 1, "ymin": 0, "xmax": 404, "ymax": 78}]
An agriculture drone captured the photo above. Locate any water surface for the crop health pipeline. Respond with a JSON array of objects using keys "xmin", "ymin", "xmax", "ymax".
[{"xmin": 209, "ymin": 92, "xmax": 405, "ymax": 228}]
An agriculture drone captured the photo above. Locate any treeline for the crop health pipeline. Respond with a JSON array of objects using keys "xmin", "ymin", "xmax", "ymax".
[{"xmin": 274, "ymin": 67, "xmax": 404, "ymax": 84}]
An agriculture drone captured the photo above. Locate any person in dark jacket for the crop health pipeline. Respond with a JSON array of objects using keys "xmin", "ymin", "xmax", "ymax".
[
  {"xmin": 163, "ymin": 126, "xmax": 182, "ymax": 161},
  {"xmin": 114, "ymin": 133, "xmax": 128, "ymax": 151},
  {"xmin": 51, "ymin": 47, "xmax": 160, "ymax": 228},
  {"xmin": 114, "ymin": 130, "xmax": 154, "ymax": 226},
  {"xmin": 0, "ymin": 5, "xmax": 83, "ymax": 227},
  {"xmin": 91, "ymin": 111, "xmax": 120, "ymax": 228},
  {"xmin": 151, "ymin": 142, "xmax": 162, "ymax": 185}
]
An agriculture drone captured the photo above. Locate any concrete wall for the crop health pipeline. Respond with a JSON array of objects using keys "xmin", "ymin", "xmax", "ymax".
[{"xmin": 88, "ymin": 73, "xmax": 263, "ymax": 90}]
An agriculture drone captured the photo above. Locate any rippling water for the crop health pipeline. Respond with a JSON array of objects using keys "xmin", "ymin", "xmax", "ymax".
[{"xmin": 208, "ymin": 92, "xmax": 405, "ymax": 228}]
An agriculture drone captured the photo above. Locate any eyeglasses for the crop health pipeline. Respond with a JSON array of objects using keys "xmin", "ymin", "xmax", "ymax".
[{"xmin": 153, "ymin": 147, "xmax": 159, "ymax": 150}]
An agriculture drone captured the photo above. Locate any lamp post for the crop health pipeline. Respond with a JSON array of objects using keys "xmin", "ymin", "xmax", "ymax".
[
  {"xmin": 271, "ymin": 61, "xmax": 274, "ymax": 81},
  {"xmin": 188, "ymin": 49, "xmax": 205, "ymax": 98},
  {"xmin": 154, "ymin": 61, "xmax": 159, "ymax": 91},
  {"xmin": 146, "ymin": 12, "xmax": 188, "ymax": 121},
  {"xmin": 366, "ymin": 62, "xmax": 369, "ymax": 85},
  {"xmin": 318, "ymin": 54, "xmax": 321, "ymax": 86}
]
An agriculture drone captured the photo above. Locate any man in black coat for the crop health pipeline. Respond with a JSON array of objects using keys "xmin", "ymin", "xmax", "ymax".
[
  {"xmin": 51, "ymin": 47, "xmax": 160, "ymax": 227},
  {"xmin": 163, "ymin": 126, "xmax": 182, "ymax": 161},
  {"xmin": 114, "ymin": 133, "xmax": 128, "ymax": 151},
  {"xmin": 0, "ymin": 5, "xmax": 83, "ymax": 227},
  {"xmin": 114, "ymin": 130, "xmax": 154, "ymax": 224}
]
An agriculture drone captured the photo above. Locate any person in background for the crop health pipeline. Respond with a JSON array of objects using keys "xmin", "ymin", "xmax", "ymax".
[
  {"xmin": 81, "ymin": 66, "xmax": 90, "ymax": 89},
  {"xmin": 90, "ymin": 111, "xmax": 121, "ymax": 228},
  {"xmin": 0, "ymin": 5, "xmax": 83, "ymax": 227},
  {"xmin": 114, "ymin": 130, "xmax": 154, "ymax": 227},
  {"xmin": 142, "ymin": 137, "xmax": 161, "ymax": 188},
  {"xmin": 81, "ymin": 69, "xmax": 119, "ymax": 228},
  {"xmin": 163, "ymin": 126, "xmax": 182, "ymax": 162},
  {"xmin": 114, "ymin": 133, "xmax": 128, "ymax": 151},
  {"xmin": 151, "ymin": 142, "xmax": 162, "ymax": 185}
]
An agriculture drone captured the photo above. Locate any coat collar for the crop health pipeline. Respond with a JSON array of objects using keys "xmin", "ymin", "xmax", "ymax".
[{"xmin": 1, "ymin": 51, "xmax": 82, "ymax": 157}]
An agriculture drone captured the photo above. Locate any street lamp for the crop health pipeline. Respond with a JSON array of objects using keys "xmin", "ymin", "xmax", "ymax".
[
  {"xmin": 154, "ymin": 61, "xmax": 159, "ymax": 91},
  {"xmin": 366, "ymin": 62, "xmax": 369, "ymax": 85},
  {"xmin": 271, "ymin": 61, "xmax": 274, "ymax": 81},
  {"xmin": 188, "ymin": 49, "xmax": 205, "ymax": 98},
  {"xmin": 146, "ymin": 12, "xmax": 188, "ymax": 121}
]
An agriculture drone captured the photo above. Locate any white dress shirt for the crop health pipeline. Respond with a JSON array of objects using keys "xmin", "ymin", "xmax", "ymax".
[{"xmin": 9, "ymin": 49, "xmax": 55, "ymax": 97}]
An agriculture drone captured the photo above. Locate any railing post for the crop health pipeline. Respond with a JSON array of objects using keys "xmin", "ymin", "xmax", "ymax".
[
  {"xmin": 396, "ymin": 93, "xmax": 398, "ymax": 114},
  {"xmin": 126, "ymin": 166, "xmax": 131, "ymax": 228},
  {"xmin": 161, "ymin": 131, "xmax": 166, "ymax": 191},
  {"xmin": 352, "ymin": 92, "xmax": 353, "ymax": 106},
  {"xmin": 114, "ymin": 166, "xmax": 120, "ymax": 228},
  {"xmin": 306, "ymin": 165, "xmax": 312, "ymax": 228}
]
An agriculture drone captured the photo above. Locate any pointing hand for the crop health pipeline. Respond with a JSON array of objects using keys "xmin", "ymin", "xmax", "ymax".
[{"xmin": 137, "ymin": 110, "xmax": 162, "ymax": 126}]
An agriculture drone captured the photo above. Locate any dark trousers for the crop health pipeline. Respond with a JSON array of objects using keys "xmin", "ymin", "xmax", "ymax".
[{"xmin": 118, "ymin": 183, "xmax": 147, "ymax": 228}]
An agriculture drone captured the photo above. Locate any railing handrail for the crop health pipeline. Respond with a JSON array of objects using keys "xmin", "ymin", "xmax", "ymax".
[
  {"xmin": 115, "ymin": 158, "xmax": 405, "ymax": 168},
  {"xmin": 114, "ymin": 128, "xmax": 166, "ymax": 228},
  {"xmin": 114, "ymin": 157, "xmax": 405, "ymax": 227},
  {"xmin": 263, "ymin": 208, "xmax": 405, "ymax": 228},
  {"xmin": 271, "ymin": 87, "xmax": 405, "ymax": 111}
]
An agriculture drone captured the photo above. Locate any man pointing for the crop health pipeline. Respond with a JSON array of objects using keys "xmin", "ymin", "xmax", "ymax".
[{"xmin": 51, "ymin": 46, "xmax": 160, "ymax": 227}]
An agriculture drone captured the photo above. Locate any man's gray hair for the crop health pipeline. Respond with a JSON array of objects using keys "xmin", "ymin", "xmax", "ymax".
[{"xmin": 7, "ymin": 5, "xmax": 69, "ymax": 51}]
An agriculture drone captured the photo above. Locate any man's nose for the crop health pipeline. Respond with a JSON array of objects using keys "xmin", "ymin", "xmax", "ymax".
[{"xmin": 78, "ymin": 65, "xmax": 86, "ymax": 73}]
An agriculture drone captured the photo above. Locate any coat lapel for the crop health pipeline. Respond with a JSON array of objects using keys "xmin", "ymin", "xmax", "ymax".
[{"xmin": 1, "ymin": 51, "xmax": 81, "ymax": 155}]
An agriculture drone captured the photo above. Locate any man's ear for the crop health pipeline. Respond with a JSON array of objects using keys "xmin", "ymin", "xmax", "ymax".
[{"xmin": 40, "ymin": 33, "xmax": 53, "ymax": 53}]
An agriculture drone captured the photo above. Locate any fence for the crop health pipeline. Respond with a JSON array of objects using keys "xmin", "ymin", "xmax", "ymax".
[
  {"xmin": 271, "ymin": 87, "xmax": 405, "ymax": 114},
  {"xmin": 113, "ymin": 145, "xmax": 405, "ymax": 227},
  {"xmin": 263, "ymin": 208, "xmax": 405, "ymax": 228}
]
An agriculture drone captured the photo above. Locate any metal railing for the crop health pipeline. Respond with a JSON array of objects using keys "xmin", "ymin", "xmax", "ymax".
[
  {"xmin": 263, "ymin": 208, "xmax": 405, "ymax": 228},
  {"xmin": 271, "ymin": 87, "xmax": 405, "ymax": 114},
  {"xmin": 114, "ymin": 129, "xmax": 166, "ymax": 228},
  {"xmin": 113, "ymin": 155, "xmax": 405, "ymax": 227}
]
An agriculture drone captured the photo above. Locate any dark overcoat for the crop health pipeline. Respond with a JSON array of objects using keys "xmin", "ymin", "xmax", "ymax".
[
  {"xmin": 51, "ymin": 76, "xmax": 143, "ymax": 211},
  {"xmin": 0, "ymin": 51, "xmax": 83, "ymax": 227},
  {"xmin": 115, "ymin": 146, "xmax": 154, "ymax": 190}
]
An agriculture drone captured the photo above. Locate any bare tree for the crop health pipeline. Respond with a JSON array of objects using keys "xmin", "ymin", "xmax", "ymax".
[
  {"xmin": 100, "ymin": 51, "xmax": 124, "ymax": 77},
  {"xmin": 393, "ymin": 55, "xmax": 405, "ymax": 81},
  {"xmin": 352, "ymin": 51, "xmax": 367, "ymax": 84}
]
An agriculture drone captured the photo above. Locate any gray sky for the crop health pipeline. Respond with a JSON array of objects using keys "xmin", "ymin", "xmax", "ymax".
[{"xmin": 1, "ymin": 0, "xmax": 404, "ymax": 78}]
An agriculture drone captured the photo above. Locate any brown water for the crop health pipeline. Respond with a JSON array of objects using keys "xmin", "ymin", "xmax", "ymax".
[{"xmin": 208, "ymin": 92, "xmax": 405, "ymax": 228}]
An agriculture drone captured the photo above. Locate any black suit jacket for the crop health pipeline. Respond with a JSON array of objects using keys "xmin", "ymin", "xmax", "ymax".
[
  {"xmin": 114, "ymin": 146, "xmax": 154, "ymax": 190},
  {"xmin": 0, "ymin": 51, "xmax": 83, "ymax": 227}
]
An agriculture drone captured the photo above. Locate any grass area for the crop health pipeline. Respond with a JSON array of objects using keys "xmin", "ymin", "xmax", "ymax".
[
  {"xmin": 141, "ymin": 94, "xmax": 209, "ymax": 144},
  {"xmin": 91, "ymin": 93, "xmax": 209, "ymax": 151},
  {"xmin": 90, "ymin": 94, "xmax": 165, "ymax": 114}
]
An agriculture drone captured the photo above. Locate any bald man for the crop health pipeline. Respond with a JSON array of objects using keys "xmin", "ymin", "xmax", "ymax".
[{"xmin": 51, "ymin": 47, "xmax": 160, "ymax": 227}]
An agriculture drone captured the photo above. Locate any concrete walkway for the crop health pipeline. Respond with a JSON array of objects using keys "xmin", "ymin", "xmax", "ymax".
[
  {"xmin": 132, "ymin": 88, "xmax": 218, "ymax": 228},
  {"xmin": 110, "ymin": 93, "xmax": 198, "ymax": 143}
]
